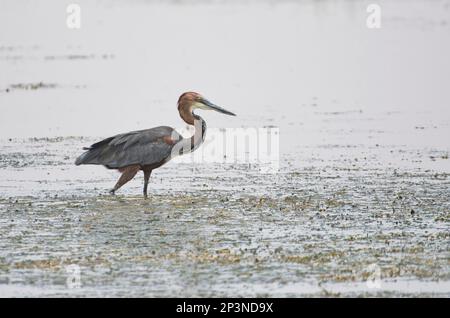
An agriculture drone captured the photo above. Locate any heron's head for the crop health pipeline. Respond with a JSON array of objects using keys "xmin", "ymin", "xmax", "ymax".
[{"xmin": 177, "ymin": 92, "xmax": 236, "ymax": 117}]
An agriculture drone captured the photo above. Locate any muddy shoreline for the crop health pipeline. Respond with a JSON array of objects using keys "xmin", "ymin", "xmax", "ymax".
[{"xmin": 0, "ymin": 137, "xmax": 449, "ymax": 297}]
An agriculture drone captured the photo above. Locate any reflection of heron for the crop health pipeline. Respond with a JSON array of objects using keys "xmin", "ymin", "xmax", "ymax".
[{"xmin": 75, "ymin": 92, "xmax": 235, "ymax": 198}]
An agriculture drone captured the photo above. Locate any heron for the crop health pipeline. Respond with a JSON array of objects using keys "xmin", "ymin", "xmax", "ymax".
[{"xmin": 75, "ymin": 92, "xmax": 236, "ymax": 198}]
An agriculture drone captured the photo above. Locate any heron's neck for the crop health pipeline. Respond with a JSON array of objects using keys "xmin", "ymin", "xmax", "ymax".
[{"xmin": 179, "ymin": 113, "xmax": 206, "ymax": 155}]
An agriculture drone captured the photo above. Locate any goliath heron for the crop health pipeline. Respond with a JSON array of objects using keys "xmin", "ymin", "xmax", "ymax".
[{"xmin": 75, "ymin": 92, "xmax": 235, "ymax": 198}]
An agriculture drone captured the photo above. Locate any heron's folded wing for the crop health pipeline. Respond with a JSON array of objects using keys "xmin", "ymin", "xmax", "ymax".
[
  {"xmin": 76, "ymin": 126, "xmax": 181, "ymax": 168},
  {"xmin": 101, "ymin": 140, "xmax": 174, "ymax": 168}
]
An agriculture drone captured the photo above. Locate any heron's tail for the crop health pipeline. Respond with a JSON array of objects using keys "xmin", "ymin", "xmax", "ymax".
[
  {"xmin": 75, "ymin": 148, "xmax": 101, "ymax": 165},
  {"xmin": 75, "ymin": 136, "xmax": 115, "ymax": 165},
  {"xmin": 75, "ymin": 151, "xmax": 88, "ymax": 165}
]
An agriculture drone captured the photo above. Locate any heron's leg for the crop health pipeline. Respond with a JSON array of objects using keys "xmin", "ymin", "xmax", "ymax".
[
  {"xmin": 110, "ymin": 165, "xmax": 140, "ymax": 195},
  {"xmin": 143, "ymin": 169, "xmax": 152, "ymax": 199}
]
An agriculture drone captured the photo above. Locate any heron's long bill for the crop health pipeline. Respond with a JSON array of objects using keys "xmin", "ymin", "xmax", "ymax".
[{"xmin": 201, "ymin": 98, "xmax": 236, "ymax": 116}]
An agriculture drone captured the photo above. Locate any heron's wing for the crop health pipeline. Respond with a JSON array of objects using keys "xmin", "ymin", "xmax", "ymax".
[{"xmin": 75, "ymin": 126, "xmax": 182, "ymax": 168}]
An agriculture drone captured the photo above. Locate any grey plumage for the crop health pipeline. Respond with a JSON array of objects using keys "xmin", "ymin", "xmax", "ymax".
[{"xmin": 75, "ymin": 126, "xmax": 182, "ymax": 169}]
